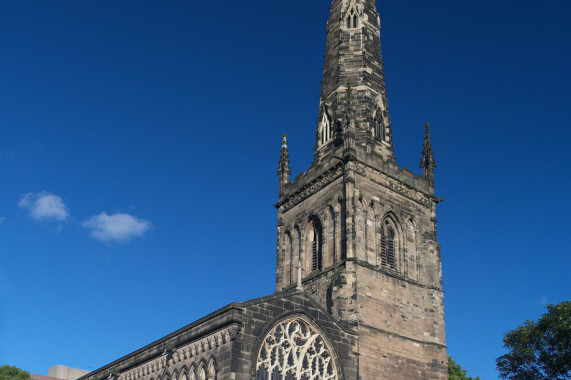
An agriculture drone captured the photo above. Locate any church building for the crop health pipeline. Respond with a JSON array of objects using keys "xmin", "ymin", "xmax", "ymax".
[{"xmin": 79, "ymin": 0, "xmax": 448, "ymax": 379}]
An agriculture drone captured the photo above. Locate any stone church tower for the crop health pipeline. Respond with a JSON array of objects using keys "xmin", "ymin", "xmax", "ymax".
[
  {"xmin": 78, "ymin": 1, "xmax": 447, "ymax": 380},
  {"xmin": 275, "ymin": 0, "xmax": 447, "ymax": 378}
]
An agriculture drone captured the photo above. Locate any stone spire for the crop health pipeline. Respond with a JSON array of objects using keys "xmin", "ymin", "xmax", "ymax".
[
  {"xmin": 278, "ymin": 134, "xmax": 291, "ymax": 196},
  {"xmin": 314, "ymin": 0, "xmax": 394, "ymax": 164},
  {"xmin": 420, "ymin": 123, "xmax": 437, "ymax": 184}
]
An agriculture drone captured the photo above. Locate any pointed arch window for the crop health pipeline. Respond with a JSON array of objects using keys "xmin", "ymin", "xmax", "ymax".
[
  {"xmin": 319, "ymin": 112, "xmax": 332, "ymax": 146},
  {"xmin": 207, "ymin": 358, "xmax": 216, "ymax": 380},
  {"xmin": 197, "ymin": 366, "xmax": 206, "ymax": 380},
  {"xmin": 346, "ymin": 5, "xmax": 359, "ymax": 29},
  {"xmin": 285, "ymin": 230, "xmax": 294, "ymax": 284},
  {"xmin": 380, "ymin": 219, "xmax": 398, "ymax": 271},
  {"xmin": 309, "ymin": 217, "xmax": 323, "ymax": 272},
  {"xmin": 256, "ymin": 317, "xmax": 338, "ymax": 380},
  {"xmin": 374, "ymin": 109, "xmax": 386, "ymax": 142}
]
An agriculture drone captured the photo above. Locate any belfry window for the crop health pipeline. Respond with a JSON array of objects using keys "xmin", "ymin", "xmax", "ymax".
[
  {"xmin": 346, "ymin": 6, "xmax": 359, "ymax": 29},
  {"xmin": 309, "ymin": 218, "xmax": 323, "ymax": 272},
  {"xmin": 380, "ymin": 220, "xmax": 397, "ymax": 271}
]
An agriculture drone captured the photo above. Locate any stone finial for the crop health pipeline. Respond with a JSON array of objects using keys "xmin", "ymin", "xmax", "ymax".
[
  {"xmin": 420, "ymin": 123, "xmax": 437, "ymax": 184},
  {"xmin": 278, "ymin": 134, "xmax": 291, "ymax": 196}
]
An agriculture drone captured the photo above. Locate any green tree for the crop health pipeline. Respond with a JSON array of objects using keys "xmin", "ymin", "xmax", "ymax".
[
  {"xmin": 0, "ymin": 366, "xmax": 32, "ymax": 380},
  {"xmin": 496, "ymin": 301, "xmax": 571, "ymax": 380},
  {"xmin": 448, "ymin": 356, "xmax": 481, "ymax": 380}
]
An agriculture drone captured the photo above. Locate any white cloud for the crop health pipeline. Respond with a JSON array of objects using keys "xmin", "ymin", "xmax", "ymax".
[
  {"xmin": 0, "ymin": 217, "xmax": 5, "ymax": 224},
  {"xmin": 18, "ymin": 192, "xmax": 69, "ymax": 222},
  {"xmin": 82, "ymin": 212, "xmax": 152, "ymax": 243}
]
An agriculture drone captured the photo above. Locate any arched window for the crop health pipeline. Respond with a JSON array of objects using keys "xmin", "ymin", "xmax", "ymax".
[
  {"xmin": 346, "ymin": 6, "xmax": 359, "ymax": 29},
  {"xmin": 374, "ymin": 109, "xmax": 386, "ymax": 141},
  {"xmin": 329, "ymin": 206, "xmax": 337, "ymax": 264},
  {"xmin": 197, "ymin": 365, "xmax": 206, "ymax": 380},
  {"xmin": 256, "ymin": 317, "xmax": 338, "ymax": 380},
  {"xmin": 188, "ymin": 367, "xmax": 196, "ymax": 380},
  {"xmin": 285, "ymin": 231, "xmax": 294, "ymax": 284},
  {"xmin": 309, "ymin": 217, "xmax": 323, "ymax": 272},
  {"xmin": 319, "ymin": 112, "xmax": 331, "ymax": 146},
  {"xmin": 380, "ymin": 218, "xmax": 399, "ymax": 271},
  {"xmin": 207, "ymin": 358, "xmax": 216, "ymax": 380}
]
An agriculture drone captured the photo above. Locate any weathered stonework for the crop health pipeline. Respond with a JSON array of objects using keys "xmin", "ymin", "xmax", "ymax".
[
  {"xmin": 80, "ymin": 1, "xmax": 446, "ymax": 379},
  {"xmin": 81, "ymin": 291, "xmax": 358, "ymax": 380},
  {"xmin": 276, "ymin": 0, "xmax": 447, "ymax": 378}
]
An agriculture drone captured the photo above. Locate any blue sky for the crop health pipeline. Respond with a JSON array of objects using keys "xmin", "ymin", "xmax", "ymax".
[{"xmin": 1, "ymin": 1, "xmax": 570, "ymax": 379}]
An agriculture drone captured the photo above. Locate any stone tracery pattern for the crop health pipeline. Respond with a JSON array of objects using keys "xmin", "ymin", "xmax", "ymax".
[{"xmin": 256, "ymin": 318, "xmax": 337, "ymax": 380}]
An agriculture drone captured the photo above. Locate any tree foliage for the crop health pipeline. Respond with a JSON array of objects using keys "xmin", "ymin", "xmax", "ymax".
[
  {"xmin": 496, "ymin": 301, "xmax": 571, "ymax": 380},
  {"xmin": 0, "ymin": 366, "xmax": 32, "ymax": 380},
  {"xmin": 448, "ymin": 356, "xmax": 481, "ymax": 380}
]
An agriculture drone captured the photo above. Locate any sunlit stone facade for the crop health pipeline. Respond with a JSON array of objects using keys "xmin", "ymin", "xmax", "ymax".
[{"xmin": 80, "ymin": 1, "xmax": 447, "ymax": 379}]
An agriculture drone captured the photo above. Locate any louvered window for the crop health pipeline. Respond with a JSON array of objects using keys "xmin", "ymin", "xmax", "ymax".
[
  {"xmin": 311, "ymin": 224, "xmax": 323, "ymax": 271},
  {"xmin": 310, "ymin": 218, "xmax": 323, "ymax": 271},
  {"xmin": 380, "ymin": 221, "xmax": 397, "ymax": 271},
  {"xmin": 387, "ymin": 227, "xmax": 396, "ymax": 269},
  {"xmin": 380, "ymin": 235, "xmax": 387, "ymax": 266}
]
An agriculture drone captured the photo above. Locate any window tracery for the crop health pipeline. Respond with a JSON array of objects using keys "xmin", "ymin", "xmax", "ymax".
[
  {"xmin": 319, "ymin": 112, "xmax": 332, "ymax": 146},
  {"xmin": 256, "ymin": 318, "xmax": 338, "ymax": 380},
  {"xmin": 345, "ymin": 4, "xmax": 359, "ymax": 29}
]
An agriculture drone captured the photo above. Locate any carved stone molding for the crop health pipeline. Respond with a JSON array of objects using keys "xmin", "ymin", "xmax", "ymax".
[
  {"xmin": 357, "ymin": 163, "xmax": 432, "ymax": 208},
  {"xmin": 279, "ymin": 166, "xmax": 343, "ymax": 213},
  {"xmin": 121, "ymin": 326, "xmax": 237, "ymax": 380}
]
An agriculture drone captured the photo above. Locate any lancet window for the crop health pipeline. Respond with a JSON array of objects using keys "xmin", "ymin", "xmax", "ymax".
[
  {"xmin": 319, "ymin": 112, "xmax": 332, "ymax": 146},
  {"xmin": 309, "ymin": 217, "xmax": 323, "ymax": 272},
  {"xmin": 285, "ymin": 231, "xmax": 294, "ymax": 283},
  {"xmin": 197, "ymin": 366, "xmax": 206, "ymax": 380},
  {"xmin": 207, "ymin": 359, "xmax": 216, "ymax": 380},
  {"xmin": 256, "ymin": 318, "xmax": 338, "ymax": 380},
  {"xmin": 345, "ymin": 5, "xmax": 359, "ymax": 29},
  {"xmin": 380, "ymin": 218, "xmax": 399, "ymax": 271},
  {"xmin": 373, "ymin": 108, "xmax": 386, "ymax": 142}
]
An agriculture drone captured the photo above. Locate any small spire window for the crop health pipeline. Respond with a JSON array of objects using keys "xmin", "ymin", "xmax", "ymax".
[
  {"xmin": 319, "ymin": 112, "xmax": 332, "ymax": 146},
  {"xmin": 346, "ymin": 5, "xmax": 359, "ymax": 29},
  {"xmin": 374, "ymin": 109, "xmax": 386, "ymax": 141}
]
